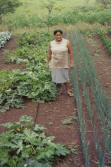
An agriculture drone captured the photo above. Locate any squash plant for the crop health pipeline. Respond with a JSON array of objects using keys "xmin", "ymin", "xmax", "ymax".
[
  {"xmin": 0, "ymin": 115, "xmax": 70, "ymax": 167},
  {"xmin": 0, "ymin": 70, "xmax": 24, "ymax": 112},
  {"xmin": 17, "ymin": 31, "xmax": 53, "ymax": 48},
  {"xmin": 7, "ymin": 31, "xmax": 53, "ymax": 64},
  {"xmin": 0, "ymin": 68, "xmax": 57, "ymax": 112}
]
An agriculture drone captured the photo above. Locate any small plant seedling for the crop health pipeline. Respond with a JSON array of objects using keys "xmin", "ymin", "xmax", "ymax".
[
  {"xmin": 68, "ymin": 144, "xmax": 79, "ymax": 155},
  {"xmin": 48, "ymin": 122, "xmax": 53, "ymax": 125},
  {"xmin": 95, "ymin": 49, "xmax": 101, "ymax": 54},
  {"xmin": 87, "ymin": 37, "xmax": 97, "ymax": 47},
  {"xmin": 62, "ymin": 115, "xmax": 77, "ymax": 125}
]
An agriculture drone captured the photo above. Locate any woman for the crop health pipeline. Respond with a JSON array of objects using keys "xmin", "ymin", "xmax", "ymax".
[{"xmin": 46, "ymin": 29, "xmax": 74, "ymax": 96}]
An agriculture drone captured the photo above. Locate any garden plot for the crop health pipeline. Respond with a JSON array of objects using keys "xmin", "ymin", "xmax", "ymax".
[{"xmin": 0, "ymin": 30, "xmax": 111, "ymax": 167}]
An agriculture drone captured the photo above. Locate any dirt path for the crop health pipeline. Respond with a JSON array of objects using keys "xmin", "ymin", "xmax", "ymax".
[{"xmin": 38, "ymin": 94, "xmax": 84, "ymax": 167}]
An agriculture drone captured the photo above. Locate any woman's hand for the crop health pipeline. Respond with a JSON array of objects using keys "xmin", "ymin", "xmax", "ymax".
[
  {"xmin": 67, "ymin": 40, "xmax": 74, "ymax": 70},
  {"xmin": 69, "ymin": 63, "xmax": 74, "ymax": 69}
]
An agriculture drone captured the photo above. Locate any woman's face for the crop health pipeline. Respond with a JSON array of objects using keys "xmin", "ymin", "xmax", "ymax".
[{"xmin": 54, "ymin": 32, "xmax": 62, "ymax": 41}]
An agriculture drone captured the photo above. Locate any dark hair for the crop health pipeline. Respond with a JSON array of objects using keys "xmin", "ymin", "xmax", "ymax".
[{"xmin": 53, "ymin": 29, "xmax": 63, "ymax": 35}]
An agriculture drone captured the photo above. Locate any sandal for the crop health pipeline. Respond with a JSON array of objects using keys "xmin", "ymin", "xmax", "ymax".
[{"xmin": 67, "ymin": 90, "xmax": 74, "ymax": 97}]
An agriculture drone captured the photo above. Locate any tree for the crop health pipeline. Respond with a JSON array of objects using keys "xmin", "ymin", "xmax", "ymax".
[
  {"xmin": 41, "ymin": 0, "xmax": 57, "ymax": 15},
  {"xmin": 96, "ymin": 0, "xmax": 111, "ymax": 8},
  {"xmin": 0, "ymin": 0, "xmax": 22, "ymax": 23},
  {"xmin": 41, "ymin": 0, "xmax": 65, "ymax": 31}
]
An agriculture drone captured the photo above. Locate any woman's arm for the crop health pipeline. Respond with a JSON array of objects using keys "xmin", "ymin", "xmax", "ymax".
[
  {"xmin": 67, "ymin": 40, "xmax": 74, "ymax": 69},
  {"xmin": 46, "ymin": 43, "xmax": 52, "ymax": 69}
]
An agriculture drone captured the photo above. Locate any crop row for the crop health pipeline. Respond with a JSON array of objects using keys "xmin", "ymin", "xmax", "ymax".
[{"xmin": 68, "ymin": 30, "xmax": 111, "ymax": 167}]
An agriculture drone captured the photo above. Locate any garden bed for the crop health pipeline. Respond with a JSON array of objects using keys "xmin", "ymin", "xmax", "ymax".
[{"xmin": 0, "ymin": 34, "xmax": 83, "ymax": 167}]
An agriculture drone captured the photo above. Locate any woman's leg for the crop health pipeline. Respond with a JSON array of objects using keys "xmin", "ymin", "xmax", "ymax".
[
  {"xmin": 64, "ymin": 82, "xmax": 74, "ymax": 96},
  {"xmin": 64, "ymin": 82, "xmax": 70, "ymax": 91},
  {"xmin": 57, "ymin": 83, "xmax": 63, "ymax": 95}
]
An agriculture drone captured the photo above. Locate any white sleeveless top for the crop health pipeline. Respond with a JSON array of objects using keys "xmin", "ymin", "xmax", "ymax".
[{"xmin": 50, "ymin": 38, "xmax": 69, "ymax": 68}]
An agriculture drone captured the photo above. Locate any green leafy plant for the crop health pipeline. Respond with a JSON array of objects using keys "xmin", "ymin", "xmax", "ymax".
[
  {"xmin": 0, "ymin": 0, "xmax": 22, "ymax": 24},
  {"xmin": 0, "ymin": 115, "xmax": 70, "ymax": 167},
  {"xmin": 0, "ymin": 70, "xmax": 24, "ymax": 112},
  {"xmin": 97, "ymin": 29, "xmax": 111, "ymax": 55},
  {"xmin": 16, "ymin": 69, "xmax": 57, "ymax": 103},
  {"xmin": 0, "ymin": 68, "xmax": 57, "ymax": 112},
  {"xmin": 0, "ymin": 32, "xmax": 11, "ymax": 48},
  {"xmin": 62, "ymin": 115, "xmax": 77, "ymax": 125},
  {"xmin": 17, "ymin": 31, "xmax": 53, "ymax": 48},
  {"xmin": 68, "ymin": 144, "xmax": 79, "ymax": 155}
]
